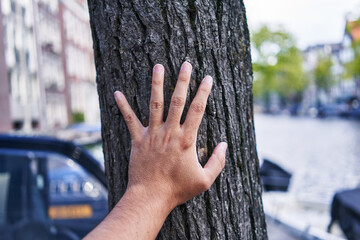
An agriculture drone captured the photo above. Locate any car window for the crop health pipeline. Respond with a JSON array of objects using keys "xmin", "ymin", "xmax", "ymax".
[
  {"xmin": 0, "ymin": 173, "xmax": 10, "ymax": 225},
  {"xmin": 0, "ymin": 152, "xmax": 48, "ymax": 226},
  {"xmin": 82, "ymin": 143, "xmax": 104, "ymax": 171}
]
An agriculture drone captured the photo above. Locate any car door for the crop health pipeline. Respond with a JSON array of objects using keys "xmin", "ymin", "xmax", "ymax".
[
  {"xmin": 0, "ymin": 135, "xmax": 108, "ymax": 239},
  {"xmin": 0, "ymin": 150, "xmax": 52, "ymax": 240},
  {"xmin": 47, "ymin": 152, "xmax": 108, "ymax": 237}
]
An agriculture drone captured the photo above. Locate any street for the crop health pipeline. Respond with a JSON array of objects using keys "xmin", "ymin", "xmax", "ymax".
[{"xmin": 255, "ymin": 114, "xmax": 360, "ymax": 238}]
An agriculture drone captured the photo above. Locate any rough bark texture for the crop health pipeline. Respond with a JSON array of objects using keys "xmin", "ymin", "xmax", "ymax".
[{"xmin": 87, "ymin": 0, "xmax": 267, "ymax": 239}]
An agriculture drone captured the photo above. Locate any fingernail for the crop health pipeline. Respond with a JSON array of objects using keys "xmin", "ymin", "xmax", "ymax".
[
  {"xmin": 203, "ymin": 75, "xmax": 213, "ymax": 85},
  {"xmin": 181, "ymin": 62, "xmax": 192, "ymax": 72},
  {"xmin": 220, "ymin": 142, "xmax": 228, "ymax": 152},
  {"xmin": 114, "ymin": 91, "xmax": 122, "ymax": 100},
  {"xmin": 153, "ymin": 64, "xmax": 163, "ymax": 73}
]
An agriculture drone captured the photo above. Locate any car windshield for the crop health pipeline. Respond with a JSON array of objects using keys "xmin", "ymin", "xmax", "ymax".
[
  {"xmin": 0, "ymin": 152, "xmax": 48, "ymax": 227},
  {"xmin": 81, "ymin": 142, "xmax": 105, "ymax": 171}
]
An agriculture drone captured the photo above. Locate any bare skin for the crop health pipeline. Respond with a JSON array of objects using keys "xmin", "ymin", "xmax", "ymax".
[{"xmin": 84, "ymin": 62, "xmax": 227, "ymax": 240}]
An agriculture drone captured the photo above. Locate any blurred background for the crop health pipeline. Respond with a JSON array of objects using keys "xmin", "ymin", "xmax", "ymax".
[
  {"xmin": 0, "ymin": 0, "xmax": 359, "ymax": 239},
  {"xmin": 0, "ymin": 0, "xmax": 99, "ymax": 134},
  {"xmin": 245, "ymin": 0, "xmax": 360, "ymax": 239}
]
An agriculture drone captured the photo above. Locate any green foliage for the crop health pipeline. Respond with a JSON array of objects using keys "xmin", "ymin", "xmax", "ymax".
[
  {"xmin": 72, "ymin": 111, "xmax": 85, "ymax": 123},
  {"xmin": 344, "ymin": 20, "xmax": 360, "ymax": 81},
  {"xmin": 345, "ymin": 19, "xmax": 360, "ymax": 44},
  {"xmin": 251, "ymin": 25, "xmax": 307, "ymax": 101},
  {"xmin": 344, "ymin": 43, "xmax": 360, "ymax": 80},
  {"xmin": 314, "ymin": 56, "xmax": 334, "ymax": 92}
]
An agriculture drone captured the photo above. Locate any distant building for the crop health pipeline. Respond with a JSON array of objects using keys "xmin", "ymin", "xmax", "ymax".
[
  {"xmin": 301, "ymin": 14, "xmax": 360, "ymax": 114},
  {"xmin": 0, "ymin": 2, "xmax": 11, "ymax": 132},
  {"xmin": 302, "ymin": 43, "xmax": 344, "ymax": 109},
  {"xmin": 0, "ymin": 0, "xmax": 98, "ymax": 132},
  {"xmin": 33, "ymin": 0, "xmax": 68, "ymax": 129},
  {"xmin": 59, "ymin": 0, "xmax": 99, "ymax": 124},
  {"xmin": 303, "ymin": 43, "xmax": 343, "ymax": 77},
  {"xmin": 0, "ymin": 0, "xmax": 40, "ymax": 131}
]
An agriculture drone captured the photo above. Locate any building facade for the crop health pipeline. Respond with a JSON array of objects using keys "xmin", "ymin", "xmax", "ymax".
[
  {"xmin": 33, "ymin": 0, "xmax": 68, "ymax": 129},
  {"xmin": 0, "ymin": 0, "xmax": 98, "ymax": 132},
  {"xmin": 0, "ymin": 0, "xmax": 40, "ymax": 131},
  {"xmin": 0, "ymin": 1, "xmax": 11, "ymax": 132},
  {"xmin": 302, "ymin": 43, "xmax": 345, "ymax": 112},
  {"xmin": 59, "ymin": 0, "xmax": 99, "ymax": 124}
]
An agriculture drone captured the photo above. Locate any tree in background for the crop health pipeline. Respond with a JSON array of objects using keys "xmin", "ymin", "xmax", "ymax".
[
  {"xmin": 344, "ymin": 19, "xmax": 360, "ymax": 98},
  {"xmin": 343, "ymin": 42, "xmax": 360, "ymax": 81},
  {"xmin": 72, "ymin": 111, "xmax": 85, "ymax": 123},
  {"xmin": 88, "ymin": 0, "xmax": 267, "ymax": 239},
  {"xmin": 251, "ymin": 25, "xmax": 307, "ymax": 111},
  {"xmin": 314, "ymin": 56, "xmax": 334, "ymax": 102}
]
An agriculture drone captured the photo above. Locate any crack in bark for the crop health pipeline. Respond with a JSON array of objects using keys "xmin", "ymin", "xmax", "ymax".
[
  {"xmin": 187, "ymin": 0, "xmax": 203, "ymax": 72},
  {"xmin": 159, "ymin": 1, "xmax": 177, "ymax": 83},
  {"xmin": 130, "ymin": 1, "xmax": 154, "ymax": 69}
]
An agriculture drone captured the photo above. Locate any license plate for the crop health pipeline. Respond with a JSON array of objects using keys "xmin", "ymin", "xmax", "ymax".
[{"xmin": 49, "ymin": 204, "xmax": 93, "ymax": 219}]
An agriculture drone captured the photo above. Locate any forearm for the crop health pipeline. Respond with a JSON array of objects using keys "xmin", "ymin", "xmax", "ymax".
[{"xmin": 84, "ymin": 186, "xmax": 174, "ymax": 240}]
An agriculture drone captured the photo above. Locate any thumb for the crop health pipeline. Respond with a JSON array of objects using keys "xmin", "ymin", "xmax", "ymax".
[{"xmin": 204, "ymin": 142, "xmax": 227, "ymax": 184}]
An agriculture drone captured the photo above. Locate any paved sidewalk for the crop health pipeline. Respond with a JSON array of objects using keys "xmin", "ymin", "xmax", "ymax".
[{"xmin": 266, "ymin": 217, "xmax": 299, "ymax": 240}]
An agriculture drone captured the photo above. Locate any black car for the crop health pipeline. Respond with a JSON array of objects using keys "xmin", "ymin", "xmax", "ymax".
[{"xmin": 0, "ymin": 135, "xmax": 108, "ymax": 239}]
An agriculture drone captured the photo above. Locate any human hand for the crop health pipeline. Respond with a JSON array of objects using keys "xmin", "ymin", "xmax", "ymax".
[
  {"xmin": 114, "ymin": 62, "xmax": 227, "ymax": 209},
  {"xmin": 85, "ymin": 62, "xmax": 227, "ymax": 240}
]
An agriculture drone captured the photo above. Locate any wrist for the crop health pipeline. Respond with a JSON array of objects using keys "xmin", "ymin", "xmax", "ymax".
[
  {"xmin": 86, "ymin": 184, "xmax": 176, "ymax": 240},
  {"xmin": 120, "ymin": 184, "xmax": 176, "ymax": 218}
]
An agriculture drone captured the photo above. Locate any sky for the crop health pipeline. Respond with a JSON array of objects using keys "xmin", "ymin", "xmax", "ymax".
[{"xmin": 243, "ymin": 0, "xmax": 360, "ymax": 49}]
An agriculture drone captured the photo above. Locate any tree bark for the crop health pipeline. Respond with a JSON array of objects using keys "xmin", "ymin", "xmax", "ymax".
[{"xmin": 87, "ymin": 0, "xmax": 267, "ymax": 239}]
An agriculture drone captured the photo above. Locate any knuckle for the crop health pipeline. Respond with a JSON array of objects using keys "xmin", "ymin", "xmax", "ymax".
[
  {"xmin": 216, "ymin": 154, "xmax": 225, "ymax": 169},
  {"xmin": 191, "ymin": 102, "xmax": 205, "ymax": 113},
  {"xmin": 124, "ymin": 113, "xmax": 134, "ymax": 123},
  {"xmin": 171, "ymin": 96, "xmax": 185, "ymax": 107},
  {"xmin": 199, "ymin": 178, "xmax": 211, "ymax": 191},
  {"xmin": 150, "ymin": 101, "xmax": 163, "ymax": 111},
  {"xmin": 181, "ymin": 134, "xmax": 194, "ymax": 148},
  {"xmin": 178, "ymin": 76, "xmax": 188, "ymax": 82},
  {"xmin": 152, "ymin": 78, "xmax": 162, "ymax": 86},
  {"xmin": 199, "ymin": 84, "xmax": 210, "ymax": 94}
]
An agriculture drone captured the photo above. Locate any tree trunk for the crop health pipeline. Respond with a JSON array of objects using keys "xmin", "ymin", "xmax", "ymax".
[{"xmin": 87, "ymin": 0, "xmax": 267, "ymax": 239}]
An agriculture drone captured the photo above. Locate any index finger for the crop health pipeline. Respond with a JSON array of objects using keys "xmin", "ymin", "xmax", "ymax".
[
  {"xmin": 114, "ymin": 91, "xmax": 144, "ymax": 140},
  {"xmin": 182, "ymin": 76, "xmax": 213, "ymax": 132}
]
